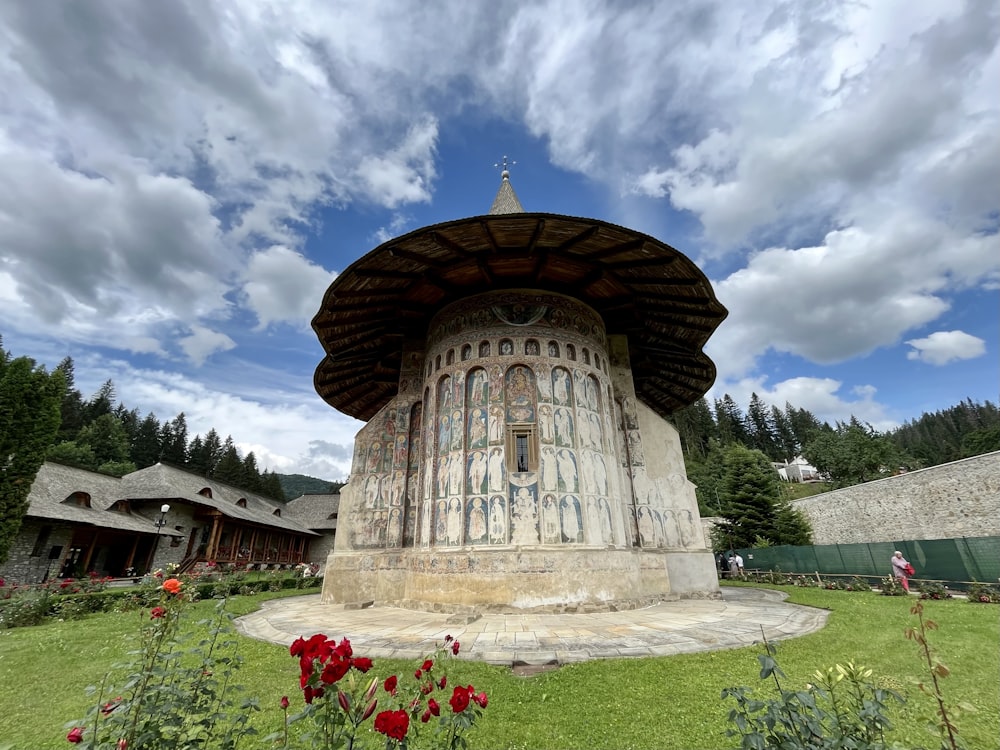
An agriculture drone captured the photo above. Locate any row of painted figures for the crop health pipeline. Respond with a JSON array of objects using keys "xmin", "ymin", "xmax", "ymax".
[{"xmin": 352, "ymin": 493, "xmax": 702, "ymax": 550}]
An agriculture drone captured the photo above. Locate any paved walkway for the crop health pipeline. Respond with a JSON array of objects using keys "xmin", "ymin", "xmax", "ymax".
[{"xmin": 236, "ymin": 587, "xmax": 829, "ymax": 666}]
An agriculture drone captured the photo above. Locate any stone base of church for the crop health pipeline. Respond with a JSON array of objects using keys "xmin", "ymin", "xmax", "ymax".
[{"xmin": 321, "ymin": 547, "xmax": 721, "ymax": 614}]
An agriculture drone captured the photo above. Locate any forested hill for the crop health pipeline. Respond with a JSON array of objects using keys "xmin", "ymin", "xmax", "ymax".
[{"xmin": 278, "ymin": 473, "xmax": 346, "ymax": 499}]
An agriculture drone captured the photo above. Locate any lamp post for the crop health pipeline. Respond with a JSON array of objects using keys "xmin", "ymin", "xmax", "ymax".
[{"xmin": 151, "ymin": 503, "xmax": 170, "ymax": 573}]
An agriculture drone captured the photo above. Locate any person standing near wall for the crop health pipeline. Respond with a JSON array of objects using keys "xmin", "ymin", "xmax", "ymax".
[{"xmin": 891, "ymin": 550, "xmax": 913, "ymax": 592}]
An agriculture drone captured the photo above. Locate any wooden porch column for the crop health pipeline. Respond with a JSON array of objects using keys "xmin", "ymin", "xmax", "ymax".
[{"xmin": 205, "ymin": 516, "xmax": 222, "ymax": 560}]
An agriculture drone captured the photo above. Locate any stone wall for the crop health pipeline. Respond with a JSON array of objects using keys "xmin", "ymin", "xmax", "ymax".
[{"xmin": 794, "ymin": 451, "xmax": 1000, "ymax": 544}]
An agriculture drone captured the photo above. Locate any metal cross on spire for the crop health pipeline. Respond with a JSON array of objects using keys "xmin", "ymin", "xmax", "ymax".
[{"xmin": 494, "ymin": 155, "xmax": 516, "ymax": 178}]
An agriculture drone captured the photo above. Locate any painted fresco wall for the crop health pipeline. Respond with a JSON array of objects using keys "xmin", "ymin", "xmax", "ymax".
[{"xmin": 336, "ymin": 290, "xmax": 709, "ymax": 557}]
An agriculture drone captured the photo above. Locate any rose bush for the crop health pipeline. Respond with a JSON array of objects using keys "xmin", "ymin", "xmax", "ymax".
[
  {"xmin": 65, "ymin": 580, "xmax": 488, "ymax": 749},
  {"xmin": 279, "ymin": 631, "xmax": 488, "ymax": 749}
]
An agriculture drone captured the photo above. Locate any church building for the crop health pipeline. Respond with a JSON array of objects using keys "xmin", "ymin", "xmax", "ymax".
[{"xmin": 311, "ymin": 168, "xmax": 728, "ymax": 612}]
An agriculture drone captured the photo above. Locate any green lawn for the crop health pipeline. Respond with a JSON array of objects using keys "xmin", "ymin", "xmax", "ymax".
[{"xmin": 0, "ymin": 585, "xmax": 996, "ymax": 749}]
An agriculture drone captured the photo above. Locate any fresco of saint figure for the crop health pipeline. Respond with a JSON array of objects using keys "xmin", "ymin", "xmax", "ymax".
[
  {"xmin": 488, "ymin": 448, "xmax": 505, "ymax": 492},
  {"xmin": 560, "ymin": 496, "xmax": 582, "ymax": 543},
  {"xmin": 489, "ymin": 496, "xmax": 506, "ymax": 544},
  {"xmin": 467, "ymin": 498, "xmax": 488, "ymax": 544},
  {"xmin": 541, "ymin": 494, "xmax": 561, "ymax": 543}
]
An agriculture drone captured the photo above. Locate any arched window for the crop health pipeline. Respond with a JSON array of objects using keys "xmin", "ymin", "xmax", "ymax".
[
  {"xmin": 435, "ymin": 355, "xmax": 442, "ymax": 371},
  {"xmin": 525, "ymin": 339, "xmax": 540, "ymax": 356},
  {"xmin": 548, "ymin": 341, "xmax": 559, "ymax": 357},
  {"xmin": 566, "ymin": 344, "xmax": 576, "ymax": 361},
  {"xmin": 499, "ymin": 338, "xmax": 514, "ymax": 355},
  {"xmin": 582, "ymin": 348, "xmax": 590, "ymax": 365},
  {"xmin": 198, "ymin": 487, "xmax": 213, "ymax": 498},
  {"xmin": 446, "ymin": 349, "xmax": 455, "ymax": 365},
  {"xmin": 461, "ymin": 344, "xmax": 472, "ymax": 361},
  {"xmin": 479, "ymin": 341, "xmax": 490, "ymax": 357}
]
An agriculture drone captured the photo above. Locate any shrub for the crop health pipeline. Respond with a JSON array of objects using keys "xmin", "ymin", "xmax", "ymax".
[
  {"xmin": 879, "ymin": 576, "xmax": 907, "ymax": 596},
  {"xmin": 0, "ymin": 589, "xmax": 53, "ymax": 628},
  {"xmin": 965, "ymin": 582, "xmax": 1000, "ymax": 604},
  {"xmin": 723, "ymin": 641, "xmax": 904, "ymax": 749},
  {"xmin": 917, "ymin": 581, "xmax": 953, "ymax": 600}
]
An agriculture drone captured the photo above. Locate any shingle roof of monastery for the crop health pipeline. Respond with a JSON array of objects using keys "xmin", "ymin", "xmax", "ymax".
[
  {"xmin": 312, "ymin": 175, "xmax": 728, "ymax": 422},
  {"xmin": 25, "ymin": 462, "xmax": 315, "ymax": 536},
  {"xmin": 284, "ymin": 493, "xmax": 340, "ymax": 530},
  {"xmin": 119, "ymin": 464, "xmax": 316, "ymax": 535}
]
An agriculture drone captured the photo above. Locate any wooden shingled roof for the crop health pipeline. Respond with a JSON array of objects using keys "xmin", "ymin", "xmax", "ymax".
[{"xmin": 312, "ymin": 210, "xmax": 728, "ymax": 422}]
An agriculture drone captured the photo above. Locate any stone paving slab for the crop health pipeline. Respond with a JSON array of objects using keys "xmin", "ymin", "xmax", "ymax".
[{"xmin": 235, "ymin": 587, "xmax": 829, "ymax": 666}]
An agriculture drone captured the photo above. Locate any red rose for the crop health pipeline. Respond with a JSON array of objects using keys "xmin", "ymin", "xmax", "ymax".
[
  {"xmin": 280, "ymin": 695, "xmax": 289, "ymax": 709},
  {"xmin": 333, "ymin": 637, "xmax": 352, "ymax": 659},
  {"xmin": 374, "ymin": 709, "xmax": 410, "ymax": 741},
  {"xmin": 473, "ymin": 691, "xmax": 488, "ymax": 708},
  {"xmin": 303, "ymin": 685, "xmax": 324, "ymax": 704},
  {"xmin": 320, "ymin": 657, "xmax": 351, "ymax": 685},
  {"xmin": 150, "ymin": 606, "xmax": 166, "ymax": 619},
  {"xmin": 449, "ymin": 686, "xmax": 470, "ymax": 713},
  {"xmin": 384, "ymin": 675, "xmax": 398, "ymax": 694},
  {"xmin": 66, "ymin": 727, "xmax": 84, "ymax": 743},
  {"xmin": 352, "ymin": 657, "xmax": 373, "ymax": 673},
  {"xmin": 451, "ymin": 640, "xmax": 461, "ymax": 655},
  {"xmin": 437, "ymin": 676, "xmax": 447, "ymax": 690},
  {"xmin": 422, "ymin": 659, "xmax": 434, "ymax": 672},
  {"xmin": 427, "ymin": 698, "xmax": 440, "ymax": 716},
  {"xmin": 421, "ymin": 709, "xmax": 432, "ymax": 723}
]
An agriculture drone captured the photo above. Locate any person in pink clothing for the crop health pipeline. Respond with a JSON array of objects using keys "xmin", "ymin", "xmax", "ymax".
[{"xmin": 891, "ymin": 550, "xmax": 912, "ymax": 592}]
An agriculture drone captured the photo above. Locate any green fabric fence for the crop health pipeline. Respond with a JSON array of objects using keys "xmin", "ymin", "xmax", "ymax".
[{"xmin": 732, "ymin": 536, "xmax": 1000, "ymax": 589}]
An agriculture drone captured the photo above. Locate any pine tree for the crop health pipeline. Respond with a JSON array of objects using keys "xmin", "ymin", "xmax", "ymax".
[
  {"xmin": 54, "ymin": 357, "xmax": 86, "ymax": 443},
  {"xmin": 83, "ymin": 380, "xmax": 116, "ymax": 423},
  {"xmin": 671, "ymin": 397, "xmax": 718, "ymax": 460},
  {"xmin": 242, "ymin": 452, "xmax": 262, "ymax": 492},
  {"xmin": 716, "ymin": 444, "xmax": 782, "ymax": 548},
  {"xmin": 76, "ymin": 413, "xmax": 131, "ymax": 466},
  {"xmin": 746, "ymin": 393, "xmax": 779, "ymax": 459},
  {"xmin": 212, "ymin": 438, "xmax": 243, "ymax": 485},
  {"xmin": 160, "ymin": 413, "xmax": 189, "ymax": 466},
  {"xmin": 771, "ymin": 404, "xmax": 798, "ymax": 462},
  {"xmin": 131, "ymin": 412, "xmax": 162, "ymax": 469},
  {"xmin": 715, "ymin": 395, "xmax": 749, "ymax": 446},
  {"xmin": 0, "ymin": 341, "xmax": 66, "ymax": 564},
  {"xmin": 261, "ymin": 470, "xmax": 286, "ymax": 502}
]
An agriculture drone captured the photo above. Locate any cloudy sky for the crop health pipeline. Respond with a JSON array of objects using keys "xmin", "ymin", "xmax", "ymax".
[{"xmin": 2, "ymin": 1, "xmax": 997, "ymax": 481}]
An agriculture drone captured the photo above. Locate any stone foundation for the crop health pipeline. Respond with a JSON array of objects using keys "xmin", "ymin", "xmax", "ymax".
[{"xmin": 322, "ymin": 546, "xmax": 720, "ymax": 613}]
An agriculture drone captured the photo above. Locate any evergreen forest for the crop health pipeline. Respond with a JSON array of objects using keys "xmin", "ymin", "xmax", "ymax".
[{"xmin": 671, "ymin": 393, "xmax": 1000, "ymax": 550}]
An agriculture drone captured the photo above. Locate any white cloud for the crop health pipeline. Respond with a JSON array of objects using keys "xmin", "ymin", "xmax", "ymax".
[
  {"xmin": 178, "ymin": 326, "xmax": 237, "ymax": 366},
  {"xmin": 906, "ymin": 330, "xmax": 987, "ymax": 365},
  {"xmin": 242, "ymin": 246, "xmax": 338, "ymax": 329},
  {"xmin": 710, "ymin": 376, "xmax": 896, "ymax": 432},
  {"xmin": 706, "ymin": 212, "xmax": 998, "ymax": 382},
  {"xmin": 76, "ymin": 356, "xmax": 363, "ymax": 479}
]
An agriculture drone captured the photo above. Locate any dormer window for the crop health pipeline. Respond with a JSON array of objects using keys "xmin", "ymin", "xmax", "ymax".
[
  {"xmin": 63, "ymin": 491, "xmax": 92, "ymax": 508},
  {"xmin": 237, "ymin": 498, "xmax": 248, "ymax": 508},
  {"xmin": 198, "ymin": 487, "xmax": 213, "ymax": 498},
  {"xmin": 272, "ymin": 508, "xmax": 281, "ymax": 517}
]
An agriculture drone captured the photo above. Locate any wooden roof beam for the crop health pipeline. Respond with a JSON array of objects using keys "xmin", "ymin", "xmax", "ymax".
[
  {"xmin": 431, "ymin": 231, "xmax": 479, "ymax": 258},
  {"xmin": 388, "ymin": 246, "xmax": 451, "ymax": 268},
  {"xmin": 603, "ymin": 254, "xmax": 676, "ymax": 270},
  {"xmin": 583, "ymin": 237, "xmax": 648, "ymax": 261},
  {"xmin": 553, "ymin": 225, "xmax": 601, "ymax": 253}
]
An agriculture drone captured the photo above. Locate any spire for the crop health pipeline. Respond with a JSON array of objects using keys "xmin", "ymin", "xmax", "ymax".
[{"xmin": 489, "ymin": 155, "xmax": 524, "ymax": 214}]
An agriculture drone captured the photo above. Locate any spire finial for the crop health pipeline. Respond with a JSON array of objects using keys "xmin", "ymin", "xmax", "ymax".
[{"xmin": 494, "ymin": 155, "xmax": 516, "ymax": 180}]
